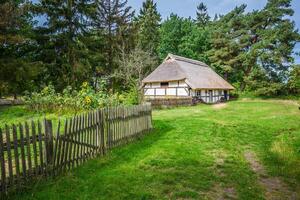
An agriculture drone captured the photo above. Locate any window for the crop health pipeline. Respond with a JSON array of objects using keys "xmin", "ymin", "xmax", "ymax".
[
  {"xmin": 196, "ymin": 90, "xmax": 201, "ymax": 96},
  {"xmin": 160, "ymin": 82, "xmax": 169, "ymax": 87}
]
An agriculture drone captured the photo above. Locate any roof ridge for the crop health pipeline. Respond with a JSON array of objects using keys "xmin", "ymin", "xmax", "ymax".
[{"xmin": 168, "ymin": 54, "xmax": 209, "ymax": 67}]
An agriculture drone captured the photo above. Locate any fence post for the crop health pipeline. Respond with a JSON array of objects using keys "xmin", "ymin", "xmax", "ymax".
[
  {"xmin": 44, "ymin": 119, "xmax": 54, "ymax": 175},
  {"xmin": 0, "ymin": 128, "xmax": 6, "ymax": 193},
  {"xmin": 99, "ymin": 109, "xmax": 106, "ymax": 155}
]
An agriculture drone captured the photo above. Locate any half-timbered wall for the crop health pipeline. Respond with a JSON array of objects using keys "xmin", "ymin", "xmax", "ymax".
[
  {"xmin": 144, "ymin": 82, "xmax": 230, "ymax": 103},
  {"xmin": 144, "ymin": 81, "xmax": 189, "ymax": 97},
  {"xmin": 191, "ymin": 89, "xmax": 229, "ymax": 103}
]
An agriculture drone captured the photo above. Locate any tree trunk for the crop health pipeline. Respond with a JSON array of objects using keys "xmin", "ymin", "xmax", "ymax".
[{"xmin": 240, "ymin": 82, "xmax": 246, "ymax": 91}]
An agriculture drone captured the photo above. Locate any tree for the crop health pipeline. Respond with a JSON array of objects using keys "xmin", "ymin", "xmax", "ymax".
[
  {"xmin": 209, "ymin": 0, "xmax": 300, "ymax": 91},
  {"xmin": 208, "ymin": 5, "xmax": 246, "ymax": 82},
  {"xmin": 238, "ymin": 0, "xmax": 299, "ymax": 90},
  {"xmin": 33, "ymin": 0, "xmax": 94, "ymax": 89},
  {"xmin": 287, "ymin": 65, "xmax": 300, "ymax": 94},
  {"xmin": 0, "ymin": 0, "xmax": 42, "ymax": 98},
  {"xmin": 179, "ymin": 24, "xmax": 211, "ymax": 63},
  {"xmin": 136, "ymin": 0, "xmax": 161, "ymax": 55},
  {"xmin": 93, "ymin": 0, "xmax": 135, "ymax": 76},
  {"xmin": 158, "ymin": 14, "xmax": 191, "ymax": 59},
  {"xmin": 158, "ymin": 13, "xmax": 212, "ymax": 63},
  {"xmin": 196, "ymin": 2, "xmax": 210, "ymax": 27},
  {"xmin": 115, "ymin": 47, "xmax": 157, "ymax": 103}
]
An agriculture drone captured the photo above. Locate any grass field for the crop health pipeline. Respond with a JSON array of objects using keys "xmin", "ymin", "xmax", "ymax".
[
  {"xmin": 6, "ymin": 99, "xmax": 300, "ymax": 199},
  {"xmin": 0, "ymin": 106, "xmax": 76, "ymax": 130}
]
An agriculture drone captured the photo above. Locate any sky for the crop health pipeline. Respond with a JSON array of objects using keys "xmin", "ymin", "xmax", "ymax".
[{"xmin": 127, "ymin": 0, "xmax": 300, "ymax": 64}]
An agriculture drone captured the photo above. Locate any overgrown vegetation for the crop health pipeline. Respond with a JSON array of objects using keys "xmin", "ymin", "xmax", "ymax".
[
  {"xmin": 0, "ymin": 0, "xmax": 299, "ymax": 100},
  {"xmin": 23, "ymin": 82, "xmax": 122, "ymax": 113},
  {"xmin": 9, "ymin": 100, "xmax": 300, "ymax": 199}
]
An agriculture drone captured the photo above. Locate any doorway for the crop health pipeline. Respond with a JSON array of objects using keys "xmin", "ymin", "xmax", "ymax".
[
  {"xmin": 224, "ymin": 90, "xmax": 228, "ymax": 100},
  {"xmin": 209, "ymin": 90, "xmax": 213, "ymax": 103}
]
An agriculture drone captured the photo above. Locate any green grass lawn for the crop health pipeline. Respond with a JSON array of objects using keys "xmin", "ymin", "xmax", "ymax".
[
  {"xmin": 7, "ymin": 99, "xmax": 300, "ymax": 199},
  {"xmin": 0, "ymin": 106, "xmax": 78, "ymax": 130}
]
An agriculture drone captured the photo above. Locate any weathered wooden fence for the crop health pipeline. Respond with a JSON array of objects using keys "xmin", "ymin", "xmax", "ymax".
[{"xmin": 0, "ymin": 104, "xmax": 152, "ymax": 194}]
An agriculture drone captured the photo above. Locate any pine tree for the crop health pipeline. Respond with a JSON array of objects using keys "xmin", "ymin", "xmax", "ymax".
[
  {"xmin": 136, "ymin": 0, "xmax": 161, "ymax": 55},
  {"xmin": 209, "ymin": 0, "xmax": 299, "ymax": 91},
  {"xmin": 0, "ymin": 0, "xmax": 41, "ymax": 98},
  {"xmin": 196, "ymin": 2, "xmax": 210, "ymax": 27},
  {"xmin": 93, "ymin": 0, "xmax": 135, "ymax": 75},
  {"xmin": 34, "ymin": 0, "xmax": 94, "ymax": 88},
  {"xmin": 208, "ymin": 5, "xmax": 246, "ymax": 82},
  {"xmin": 238, "ymin": 0, "xmax": 299, "ymax": 90}
]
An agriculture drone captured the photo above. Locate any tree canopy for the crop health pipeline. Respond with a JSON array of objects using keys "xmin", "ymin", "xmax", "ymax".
[{"xmin": 0, "ymin": 0, "xmax": 299, "ymax": 98}]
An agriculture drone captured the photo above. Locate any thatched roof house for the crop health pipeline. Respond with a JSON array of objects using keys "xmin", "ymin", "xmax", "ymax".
[{"xmin": 142, "ymin": 54, "xmax": 234, "ymax": 103}]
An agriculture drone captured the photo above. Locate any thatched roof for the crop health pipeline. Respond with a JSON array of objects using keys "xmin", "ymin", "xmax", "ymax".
[{"xmin": 142, "ymin": 54, "xmax": 234, "ymax": 90}]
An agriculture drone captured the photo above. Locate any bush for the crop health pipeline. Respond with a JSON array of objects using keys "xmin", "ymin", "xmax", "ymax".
[
  {"xmin": 120, "ymin": 84, "xmax": 140, "ymax": 105},
  {"xmin": 229, "ymin": 90, "xmax": 239, "ymax": 99},
  {"xmin": 254, "ymin": 83, "xmax": 285, "ymax": 97},
  {"xmin": 24, "ymin": 82, "xmax": 123, "ymax": 113}
]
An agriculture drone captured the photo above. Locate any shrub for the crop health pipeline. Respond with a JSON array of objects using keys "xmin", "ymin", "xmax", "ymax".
[
  {"xmin": 120, "ymin": 84, "xmax": 140, "ymax": 105},
  {"xmin": 229, "ymin": 90, "xmax": 239, "ymax": 99},
  {"xmin": 254, "ymin": 82, "xmax": 285, "ymax": 97},
  {"xmin": 24, "ymin": 82, "xmax": 122, "ymax": 113}
]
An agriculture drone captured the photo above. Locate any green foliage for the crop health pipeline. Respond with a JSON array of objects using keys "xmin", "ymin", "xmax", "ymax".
[
  {"xmin": 0, "ymin": 0, "xmax": 42, "ymax": 98},
  {"xmin": 196, "ymin": 2, "xmax": 210, "ymax": 27},
  {"xmin": 121, "ymin": 85, "xmax": 140, "ymax": 105},
  {"xmin": 208, "ymin": 0, "xmax": 299, "ymax": 91},
  {"xmin": 158, "ymin": 14, "xmax": 211, "ymax": 62},
  {"xmin": 136, "ymin": 0, "xmax": 161, "ymax": 55},
  {"xmin": 287, "ymin": 65, "xmax": 300, "ymax": 94},
  {"xmin": 33, "ymin": 0, "xmax": 94, "ymax": 89},
  {"xmin": 254, "ymin": 83, "xmax": 285, "ymax": 97},
  {"xmin": 1, "ymin": 0, "xmax": 299, "ymax": 99},
  {"xmin": 93, "ymin": 0, "xmax": 135, "ymax": 76},
  {"xmin": 24, "ymin": 82, "xmax": 122, "ymax": 113}
]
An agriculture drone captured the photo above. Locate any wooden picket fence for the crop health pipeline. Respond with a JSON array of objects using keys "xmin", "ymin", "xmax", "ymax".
[{"xmin": 0, "ymin": 104, "xmax": 152, "ymax": 194}]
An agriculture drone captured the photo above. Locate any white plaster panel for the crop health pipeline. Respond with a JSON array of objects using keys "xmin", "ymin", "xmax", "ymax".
[
  {"xmin": 177, "ymin": 88, "xmax": 188, "ymax": 96},
  {"xmin": 166, "ymin": 88, "xmax": 177, "ymax": 96},
  {"xmin": 156, "ymin": 88, "xmax": 166, "ymax": 95}
]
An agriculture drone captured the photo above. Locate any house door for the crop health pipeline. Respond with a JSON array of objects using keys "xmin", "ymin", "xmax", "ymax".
[
  {"xmin": 209, "ymin": 90, "xmax": 213, "ymax": 103},
  {"xmin": 224, "ymin": 90, "xmax": 228, "ymax": 100}
]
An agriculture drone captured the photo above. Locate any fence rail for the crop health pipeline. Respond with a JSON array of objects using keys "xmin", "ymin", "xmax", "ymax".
[{"xmin": 0, "ymin": 104, "xmax": 152, "ymax": 194}]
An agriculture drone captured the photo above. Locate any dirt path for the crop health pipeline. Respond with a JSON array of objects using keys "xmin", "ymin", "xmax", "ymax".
[
  {"xmin": 244, "ymin": 151, "xmax": 297, "ymax": 200},
  {"xmin": 213, "ymin": 103, "xmax": 227, "ymax": 109},
  {"xmin": 205, "ymin": 150, "xmax": 238, "ymax": 200}
]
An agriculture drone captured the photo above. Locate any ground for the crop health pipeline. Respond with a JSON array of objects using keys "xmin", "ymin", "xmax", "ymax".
[
  {"xmin": 0, "ymin": 106, "xmax": 74, "ymax": 130},
  {"xmin": 6, "ymin": 99, "xmax": 300, "ymax": 199}
]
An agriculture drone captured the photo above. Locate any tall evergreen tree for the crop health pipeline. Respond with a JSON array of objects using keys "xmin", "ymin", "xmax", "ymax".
[
  {"xmin": 238, "ymin": 0, "xmax": 299, "ymax": 90},
  {"xmin": 209, "ymin": 0, "xmax": 299, "ymax": 90},
  {"xmin": 209, "ymin": 5, "xmax": 246, "ymax": 82},
  {"xmin": 93, "ymin": 0, "xmax": 134, "ymax": 76},
  {"xmin": 196, "ymin": 2, "xmax": 210, "ymax": 27},
  {"xmin": 0, "ymin": 0, "xmax": 41, "ymax": 98},
  {"xmin": 136, "ymin": 0, "xmax": 161, "ymax": 55},
  {"xmin": 34, "ymin": 0, "xmax": 94, "ymax": 89}
]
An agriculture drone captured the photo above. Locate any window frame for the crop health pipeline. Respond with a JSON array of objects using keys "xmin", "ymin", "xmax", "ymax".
[{"xmin": 160, "ymin": 82, "xmax": 169, "ymax": 88}]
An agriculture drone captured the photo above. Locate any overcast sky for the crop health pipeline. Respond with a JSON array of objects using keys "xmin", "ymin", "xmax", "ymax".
[{"xmin": 127, "ymin": 0, "xmax": 300, "ymax": 64}]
